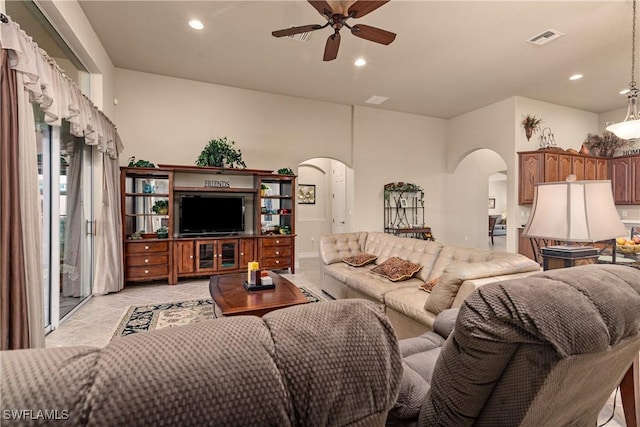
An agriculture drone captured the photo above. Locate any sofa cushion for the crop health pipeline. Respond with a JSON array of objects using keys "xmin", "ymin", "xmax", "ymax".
[
  {"xmin": 343, "ymin": 252, "xmax": 377, "ymax": 267},
  {"xmin": 320, "ymin": 232, "xmax": 369, "ymax": 264},
  {"xmin": 388, "ymin": 361, "xmax": 430, "ymax": 421},
  {"xmin": 362, "ymin": 232, "xmax": 443, "ymax": 281},
  {"xmin": 345, "ymin": 271, "xmax": 420, "ymax": 303},
  {"xmin": 384, "ymin": 287, "xmax": 436, "ymax": 328},
  {"xmin": 424, "ymin": 255, "xmax": 542, "ymax": 314},
  {"xmin": 371, "ymin": 257, "xmax": 422, "ymax": 282},
  {"xmin": 419, "ymin": 277, "xmax": 439, "ymax": 293}
]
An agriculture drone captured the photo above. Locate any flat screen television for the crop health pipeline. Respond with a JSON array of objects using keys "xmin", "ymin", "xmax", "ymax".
[{"xmin": 179, "ymin": 195, "xmax": 245, "ymax": 236}]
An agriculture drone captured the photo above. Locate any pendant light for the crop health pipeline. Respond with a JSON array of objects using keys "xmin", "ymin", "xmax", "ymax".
[{"xmin": 607, "ymin": 0, "xmax": 640, "ymax": 140}]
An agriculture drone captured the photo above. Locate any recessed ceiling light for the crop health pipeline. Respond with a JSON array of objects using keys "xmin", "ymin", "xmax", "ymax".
[
  {"xmin": 354, "ymin": 58, "xmax": 366, "ymax": 67},
  {"xmin": 189, "ymin": 19, "xmax": 204, "ymax": 30},
  {"xmin": 569, "ymin": 74, "xmax": 583, "ymax": 81},
  {"xmin": 620, "ymin": 88, "xmax": 631, "ymax": 95},
  {"xmin": 364, "ymin": 95, "xmax": 390, "ymax": 105}
]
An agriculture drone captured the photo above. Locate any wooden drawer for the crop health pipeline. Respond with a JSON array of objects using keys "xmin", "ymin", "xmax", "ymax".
[
  {"xmin": 260, "ymin": 237, "xmax": 292, "ymax": 248},
  {"xmin": 260, "ymin": 246, "xmax": 292, "ymax": 258},
  {"xmin": 260, "ymin": 257, "xmax": 292, "ymax": 269},
  {"xmin": 127, "ymin": 254, "xmax": 168, "ymax": 267},
  {"xmin": 126, "ymin": 241, "xmax": 169, "ymax": 254},
  {"xmin": 126, "ymin": 264, "xmax": 169, "ymax": 279}
]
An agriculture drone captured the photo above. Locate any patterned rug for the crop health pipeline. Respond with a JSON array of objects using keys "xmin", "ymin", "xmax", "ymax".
[{"xmin": 111, "ymin": 287, "xmax": 324, "ymax": 340}]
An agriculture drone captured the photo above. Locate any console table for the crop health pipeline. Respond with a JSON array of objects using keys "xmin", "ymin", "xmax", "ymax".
[{"xmin": 393, "ymin": 227, "xmax": 434, "ymax": 241}]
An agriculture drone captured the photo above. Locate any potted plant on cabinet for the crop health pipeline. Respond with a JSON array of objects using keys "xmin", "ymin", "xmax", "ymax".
[
  {"xmin": 582, "ymin": 131, "xmax": 631, "ymax": 157},
  {"xmin": 151, "ymin": 199, "xmax": 169, "ymax": 215},
  {"xmin": 196, "ymin": 137, "xmax": 246, "ymax": 168}
]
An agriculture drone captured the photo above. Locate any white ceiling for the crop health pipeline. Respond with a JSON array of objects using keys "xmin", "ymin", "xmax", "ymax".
[{"xmin": 74, "ymin": 0, "xmax": 635, "ymax": 119}]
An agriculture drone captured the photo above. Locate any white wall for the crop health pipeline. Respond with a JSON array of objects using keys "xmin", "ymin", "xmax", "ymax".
[
  {"xmin": 352, "ymin": 106, "xmax": 448, "ymax": 238},
  {"xmin": 114, "ymin": 69, "xmax": 353, "ymax": 170},
  {"xmin": 447, "ymin": 98, "xmax": 516, "ymax": 250},
  {"xmin": 515, "ymin": 97, "xmax": 598, "ymax": 153},
  {"xmin": 446, "ymin": 150, "xmax": 507, "ymax": 248}
]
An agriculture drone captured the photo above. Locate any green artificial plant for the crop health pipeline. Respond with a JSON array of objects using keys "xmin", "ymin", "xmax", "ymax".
[
  {"xmin": 196, "ymin": 137, "xmax": 246, "ymax": 168},
  {"xmin": 128, "ymin": 157, "xmax": 156, "ymax": 168},
  {"xmin": 151, "ymin": 199, "xmax": 169, "ymax": 215},
  {"xmin": 277, "ymin": 167, "xmax": 294, "ymax": 175}
]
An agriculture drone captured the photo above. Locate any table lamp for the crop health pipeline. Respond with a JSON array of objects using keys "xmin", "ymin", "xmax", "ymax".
[{"xmin": 522, "ymin": 180, "xmax": 628, "ymax": 268}]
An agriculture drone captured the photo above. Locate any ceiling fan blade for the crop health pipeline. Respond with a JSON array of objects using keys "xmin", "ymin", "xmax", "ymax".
[
  {"xmin": 351, "ymin": 24, "xmax": 396, "ymax": 45},
  {"xmin": 308, "ymin": 0, "xmax": 334, "ymax": 17},
  {"xmin": 272, "ymin": 24, "xmax": 323, "ymax": 38},
  {"xmin": 347, "ymin": 0, "xmax": 390, "ymax": 18},
  {"xmin": 323, "ymin": 32, "xmax": 341, "ymax": 61}
]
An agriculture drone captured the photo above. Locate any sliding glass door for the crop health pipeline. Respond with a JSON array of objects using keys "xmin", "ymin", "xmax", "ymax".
[{"xmin": 38, "ymin": 117, "xmax": 94, "ymax": 330}]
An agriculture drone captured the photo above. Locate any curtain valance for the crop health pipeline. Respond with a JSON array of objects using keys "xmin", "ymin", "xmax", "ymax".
[{"xmin": 0, "ymin": 15, "xmax": 123, "ymax": 159}]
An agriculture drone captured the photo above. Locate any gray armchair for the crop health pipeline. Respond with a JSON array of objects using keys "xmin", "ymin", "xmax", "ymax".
[
  {"xmin": 1, "ymin": 300, "xmax": 402, "ymax": 427},
  {"xmin": 389, "ymin": 264, "xmax": 640, "ymax": 426}
]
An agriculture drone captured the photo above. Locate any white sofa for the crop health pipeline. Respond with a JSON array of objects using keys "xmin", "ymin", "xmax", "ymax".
[{"xmin": 319, "ymin": 232, "xmax": 542, "ymax": 339}]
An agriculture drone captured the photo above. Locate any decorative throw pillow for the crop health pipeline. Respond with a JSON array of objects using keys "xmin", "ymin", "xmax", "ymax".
[
  {"xmin": 370, "ymin": 257, "xmax": 422, "ymax": 282},
  {"xmin": 419, "ymin": 277, "xmax": 439, "ymax": 293},
  {"xmin": 343, "ymin": 253, "xmax": 378, "ymax": 267}
]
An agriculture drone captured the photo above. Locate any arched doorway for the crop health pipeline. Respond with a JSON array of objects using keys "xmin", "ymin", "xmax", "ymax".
[
  {"xmin": 446, "ymin": 149, "xmax": 508, "ymax": 249},
  {"xmin": 296, "ymin": 158, "xmax": 352, "ymax": 259}
]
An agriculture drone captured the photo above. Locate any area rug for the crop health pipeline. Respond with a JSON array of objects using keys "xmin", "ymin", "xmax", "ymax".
[{"xmin": 111, "ymin": 287, "xmax": 325, "ymax": 340}]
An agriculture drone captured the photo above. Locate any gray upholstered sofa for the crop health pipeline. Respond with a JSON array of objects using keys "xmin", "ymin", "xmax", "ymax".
[
  {"xmin": 1, "ymin": 300, "xmax": 401, "ymax": 427},
  {"xmin": 320, "ymin": 232, "xmax": 541, "ymax": 338},
  {"xmin": 389, "ymin": 264, "xmax": 640, "ymax": 426}
]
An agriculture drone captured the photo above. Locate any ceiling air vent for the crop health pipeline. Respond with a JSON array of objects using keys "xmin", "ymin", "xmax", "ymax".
[{"xmin": 527, "ymin": 29, "xmax": 564, "ymax": 46}]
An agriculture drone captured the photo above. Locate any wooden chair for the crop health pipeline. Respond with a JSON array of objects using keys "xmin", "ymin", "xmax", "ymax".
[{"xmin": 488, "ymin": 215, "xmax": 499, "ymax": 245}]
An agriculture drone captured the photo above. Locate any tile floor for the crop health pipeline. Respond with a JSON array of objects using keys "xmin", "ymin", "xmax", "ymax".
[
  {"xmin": 46, "ymin": 257, "xmax": 324, "ymax": 348},
  {"xmin": 45, "ymin": 256, "xmax": 627, "ymax": 426}
]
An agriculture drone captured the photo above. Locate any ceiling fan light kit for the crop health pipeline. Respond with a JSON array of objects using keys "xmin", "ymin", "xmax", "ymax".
[
  {"xmin": 272, "ymin": 0, "xmax": 396, "ymax": 61},
  {"xmin": 607, "ymin": 0, "xmax": 640, "ymax": 140}
]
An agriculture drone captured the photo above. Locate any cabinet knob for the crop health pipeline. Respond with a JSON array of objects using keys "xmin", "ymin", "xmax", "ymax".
[
  {"xmin": 190, "ymin": 255, "xmax": 193, "ymax": 259},
  {"xmin": 276, "ymin": 251, "xmax": 279, "ymax": 255},
  {"xmin": 144, "ymin": 245, "xmax": 149, "ymax": 250},
  {"xmin": 144, "ymin": 269, "xmax": 149, "ymax": 274},
  {"xmin": 275, "ymin": 260, "xmax": 280, "ymax": 264},
  {"xmin": 240, "ymin": 252, "xmax": 244, "ymax": 256},
  {"xmin": 276, "ymin": 240, "xmax": 280, "ymax": 244},
  {"xmin": 144, "ymin": 259, "xmax": 149, "ymax": 263}
]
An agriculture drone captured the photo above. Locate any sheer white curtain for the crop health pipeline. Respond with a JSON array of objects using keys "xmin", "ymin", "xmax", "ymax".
[
  {"xmin": 62, "ymin": 139, "xmax": 83, "ymax": 297},
  {"xmin": 93, "ymin": 155, "xmax": 124, "ymax": 294},
  {"xmin": 1, "ymin": 17, "xmax": 125, "ymax": 309}
]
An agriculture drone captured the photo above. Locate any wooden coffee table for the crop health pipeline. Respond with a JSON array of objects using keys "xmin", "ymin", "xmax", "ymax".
[{"xmin": 209, "ymin": 271, "xmax": 309, "ymax": 317}]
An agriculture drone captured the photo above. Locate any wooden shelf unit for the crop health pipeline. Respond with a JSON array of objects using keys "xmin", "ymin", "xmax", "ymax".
[{"xmin": 121, "ymin": 165, "xmax": 296, "ymax": 285}]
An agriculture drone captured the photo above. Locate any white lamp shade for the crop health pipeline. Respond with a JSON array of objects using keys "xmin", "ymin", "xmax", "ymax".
[
  {"xmin": 522, "ymin": 181, "xmax": 628, "ymax": 242},
  {"xmin": 606, "ymin": 119, "xmax": 640, "ymax": 140}
]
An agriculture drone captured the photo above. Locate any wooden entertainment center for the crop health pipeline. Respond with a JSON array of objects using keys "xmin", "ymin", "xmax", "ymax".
[{"xmin": 121, "ymin": 165, "xmax": 296, "ymax": 285}]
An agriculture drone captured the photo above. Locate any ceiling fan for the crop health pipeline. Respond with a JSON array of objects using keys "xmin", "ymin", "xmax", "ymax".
[{"xmin": 272, "ymin": 0, "xmax": 396, "ymax": 61}]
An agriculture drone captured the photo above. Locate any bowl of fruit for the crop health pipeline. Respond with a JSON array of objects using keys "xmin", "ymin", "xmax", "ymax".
[{"xmin": 616, "ymin": 235, "xmax": 640, "ymax": 254}]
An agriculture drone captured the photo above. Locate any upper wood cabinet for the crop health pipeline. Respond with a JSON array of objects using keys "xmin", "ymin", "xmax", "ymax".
[
  {"xmin": 518, "ymin": 150, "xmax": 608, "ymax": 205},
  {"xmin": 610, "ymin": 155, "xmax": 640, "ymax": 205}
]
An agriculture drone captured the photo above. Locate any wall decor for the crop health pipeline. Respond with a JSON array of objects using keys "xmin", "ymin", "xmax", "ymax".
[
  {"xmin": 521, "ymin": 115, "xmax": 542, "ymax": 141},
  {"xmin": 298, "ymin": 184, "xmax": 316, "ymax": 204},
  {"xmin": 489, "ymin": 198, "xmax": 496, "ymax": 209}
]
